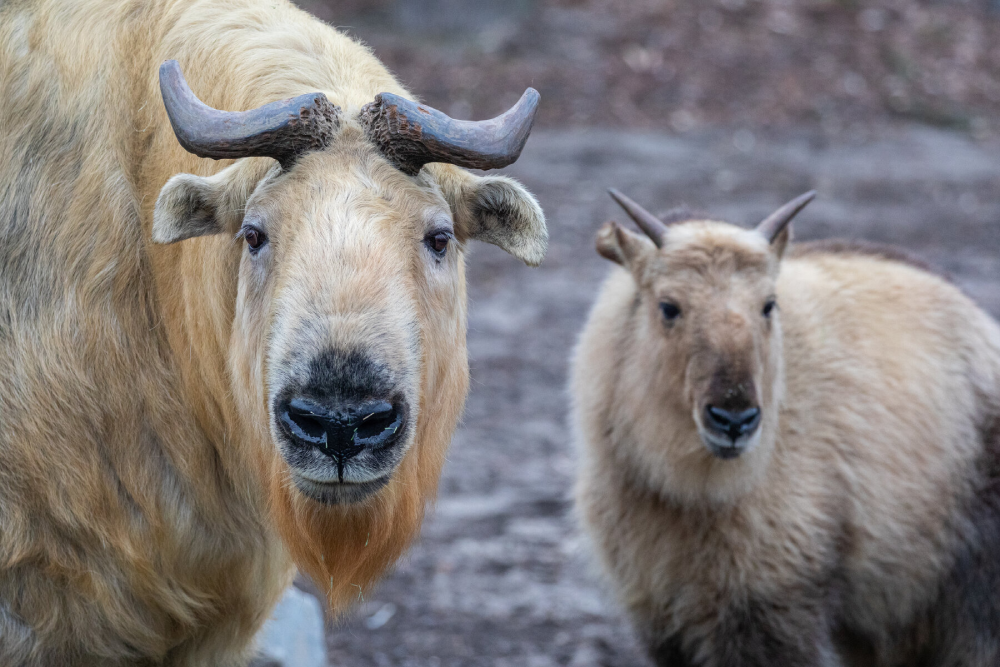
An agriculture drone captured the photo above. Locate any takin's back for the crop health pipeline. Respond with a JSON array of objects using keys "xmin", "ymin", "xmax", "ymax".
[{"xmin": 776, "ymin": 245, "xmax": 1000, "ymax": 630}]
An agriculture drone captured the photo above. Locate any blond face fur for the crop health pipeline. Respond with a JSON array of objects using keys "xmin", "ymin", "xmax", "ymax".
[
  {"xmin": 210, "ymin": 143, "xmax": 464, "ymax": 504},
  {"xmin": 573, "ymin": 199, "xmax": 1000, "ymax": 665},
  {"xmin": 592, "ymin": 220, "xmax": 787, "ymax": 504},
  {"xmin": 0, "ymin": 1, "xmax": 545, "ymax": 664}
]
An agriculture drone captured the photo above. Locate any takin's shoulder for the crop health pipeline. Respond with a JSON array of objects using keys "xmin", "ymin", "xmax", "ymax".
[
  {"xmin": 777, "ymin": 237, "xmax": 998, "ymax": 388},
  {"xmin": 780, "ymin": 239, "xmax": 967, "ymax": 322}
]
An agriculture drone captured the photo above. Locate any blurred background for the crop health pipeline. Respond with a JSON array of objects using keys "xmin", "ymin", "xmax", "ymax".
[{"xmin": 289, "ymin": 1, "xmax": 1000, "ymax": 665}]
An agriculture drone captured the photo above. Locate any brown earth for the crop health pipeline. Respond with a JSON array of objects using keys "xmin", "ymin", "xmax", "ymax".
[
  {"xmin": 286, "ymin": 2, "xmax": 1000, "ymax": 665},
  {"xmin": 298, "ymin": 0, "xmax": 1000, "ymax": 140}
]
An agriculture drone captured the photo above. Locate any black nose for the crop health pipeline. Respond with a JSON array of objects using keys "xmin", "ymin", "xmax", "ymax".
[
  {"xmin": 705, "ymin": 405, "xmax": 761, "ymax": 441},
  {"xmin": 278, "ymin": 397, "xmax": 403, "ymax": 461}
]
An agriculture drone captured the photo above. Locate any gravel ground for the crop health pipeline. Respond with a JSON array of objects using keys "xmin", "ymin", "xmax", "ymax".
[
  {"xmin": 320, "ymin": 125, "xmax": 1000, "ymax": 666},
  {"xmin": 299, "ymin": 0, "xmax": 1000, "ymax": 140}
]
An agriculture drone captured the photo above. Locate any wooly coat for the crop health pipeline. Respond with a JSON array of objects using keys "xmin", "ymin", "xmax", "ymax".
[
  {"xmin": 571, "ymin": 190, "xmax": 1000, "ymax": 666},
  {"xmin": 0, "ymin": 1, "xmax": 546, "ymax": 665}
]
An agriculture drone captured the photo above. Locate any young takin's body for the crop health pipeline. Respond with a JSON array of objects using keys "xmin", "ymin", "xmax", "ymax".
[{"xmin": 571, "ymin": 190, "xmax": 1000, "ymax": 666}]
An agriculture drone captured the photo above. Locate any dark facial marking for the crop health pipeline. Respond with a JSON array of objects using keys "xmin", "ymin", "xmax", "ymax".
[
  {"xmin": 301, "ymin": 349, "xmax": 398, "ymax": 408},
  {"xmin": 272, "ymin": 350, "xmax": 411, "ymax": 504}
]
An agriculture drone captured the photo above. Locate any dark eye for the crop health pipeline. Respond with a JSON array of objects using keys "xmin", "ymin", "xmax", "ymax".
[
  {"xmin": 762, "ymin": 299, "xmax": 776, "ymax": 317},
  {"xmin": 425, "ymin": 231, "xmax": 450, "ymax": 258},
  {"xmin": 660, "ymin": 302, "xmax": 681, "ymax": 321},
  {"xmin": 243, "ymin": 227, "xmax": 267, "ymax": 252}
]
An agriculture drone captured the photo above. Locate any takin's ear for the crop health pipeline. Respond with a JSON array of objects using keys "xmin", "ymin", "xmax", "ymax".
[
  {"xmin": 152, "ymin": 161, "xmax": 266, "ymax": 244},
  {"xmin": 595, "ymin": 221, "xmax": 656, "ymax": 268},
  {"xmin": 430, "ymin": 166, "xmax": 547, "ymax": 266}
]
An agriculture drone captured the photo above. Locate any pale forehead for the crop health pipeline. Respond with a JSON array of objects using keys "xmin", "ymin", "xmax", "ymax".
[
  {"xmin": 655, "ymin": 220, "xmax": 773, "ymax": 279},
  {"xmin": 255, "ymin": 145, "xmax": 450, "ymax": 225}
]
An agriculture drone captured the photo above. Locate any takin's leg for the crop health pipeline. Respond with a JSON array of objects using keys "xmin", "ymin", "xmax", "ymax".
[
  {"xmin": 646, "ymin": 634, "xmax": 695, "ymax": 667},
  {"xmin": 704, "ymin": 592, "xmax": 842, "ymax": 667},
  {"xmin": 917, "ymin": 527, "xmax": 1000, "ymax": 665},
  {"xmin": 0, "ymin": 602, "xmax": 34, "ymax": 667},
  {"xmin": 640, "ymin": 590, "xmax": 843, "ymax": 667},
  {"xmin": 918, "ymin": 441, "xmax": 1000, "ymax": 667}
]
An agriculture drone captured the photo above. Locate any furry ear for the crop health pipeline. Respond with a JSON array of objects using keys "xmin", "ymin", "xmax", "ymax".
[
  {"xmin": 430, "ymin": 166, "xmax": 547, "ymax": 266},
  {"xmin": 153, "ymin": 173, "xmax": 227, "ymax": 243},
  {"xmin": 152, "ymin": 162, "xmax": 263, "ymax": 244},
  {"xmin": 596, "ymin": 221, "xmax": 655, "ymax": 267}
]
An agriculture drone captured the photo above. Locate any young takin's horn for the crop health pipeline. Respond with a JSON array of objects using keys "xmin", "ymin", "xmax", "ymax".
[
  {"xmin": 756, "ymin": 190, "xmax": 817, "ymax": 243},
  {"xmin": 359, "ymin": 89, "xmax": 540, "ymax": 176},
  {"xmin": 159, "ymin": 60, "xmax": 342, "ymax": 170},
  {"xmin": 607, "ymin": 188, "xmax": 669, "ymax": 248}
]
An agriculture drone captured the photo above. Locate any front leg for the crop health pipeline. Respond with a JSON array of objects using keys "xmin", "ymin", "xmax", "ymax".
[
  {"xmin": 647, "ymin": 634, "xmax": 695, "ymax": 667},
  {"xmin": 641, "ymin": 598, "xmax": 841, "ymax": 667},
  {"xmin": 641, "ymin": 592, "xmax": 843, "ymax": 667},
  {"xmin": 706, "ymin": 594, "xmax": 842, "ymax": 667}
]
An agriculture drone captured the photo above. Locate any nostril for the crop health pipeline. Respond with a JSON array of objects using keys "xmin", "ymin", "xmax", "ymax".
[
  {"xmin": 353, "ymin": 401, "xmax": 403, "ymax": 446},
  {"xmin": 736, "ymin": 408, "xmax": 761, "ymax": 432},
  {"xmin": 278, "ymin": 395, "xmax": 405, "ymax": 460},
  {"xmin": 281, "ymin": 398, "xmax": 330, "ymax": 445},
  {"xmin": 705, "ymin": 405, "xmax": 761, "ymax": 439},
  {"xmin": 706, "ymin": 405, "xmax": 732, "ymax": 429}
]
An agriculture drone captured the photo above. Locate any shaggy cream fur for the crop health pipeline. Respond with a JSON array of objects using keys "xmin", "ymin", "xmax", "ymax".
[
  {"xmin": 573, "ymin": 217, "xmax": 1000, "ymax": 666},
  {"xmin": 0, "ymin": 1, "xmax": 546, "ymax": 664}
]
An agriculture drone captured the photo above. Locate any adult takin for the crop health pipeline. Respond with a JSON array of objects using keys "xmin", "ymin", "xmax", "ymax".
[
  {"xmin": 0, "ymin": 1, "xmax": 547, "ymax": 665},
  {"xmin": 571, "ymin": 189, "xmax": 1000, "ymax": 666}
]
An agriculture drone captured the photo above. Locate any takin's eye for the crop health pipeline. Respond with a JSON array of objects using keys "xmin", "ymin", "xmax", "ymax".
[
  {"xmin": 660, "ymin": 302, "xmax": 681, "ymax": 322},
  {"xmin": 762, "ymin": 298, "xmax": 777, "ymax": 318},
  {"xmin": 424, "ymin": 231, "xmax": 451, "ymax": 259},
  {"xmin": 240, "ymin": 224, "xmax": 268, "ymax": 253}
]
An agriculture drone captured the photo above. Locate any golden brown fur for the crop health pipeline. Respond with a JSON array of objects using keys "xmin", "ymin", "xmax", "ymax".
[
  {"xmin": 572, "ymin": 218, "xmax": 1000, "ymax": 666},
  {"xmin": 0, "ymin": 1, "xmax": 545, "ymax": 665}
]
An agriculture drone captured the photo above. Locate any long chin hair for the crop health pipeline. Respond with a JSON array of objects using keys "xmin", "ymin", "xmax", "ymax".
[
  {"xmin": 268, "ymin": 447, "xmax": 425, "ymax": 612},
  {"xmin": 269, "ymin": 370, "xmax": 464, "ymax": 612}
]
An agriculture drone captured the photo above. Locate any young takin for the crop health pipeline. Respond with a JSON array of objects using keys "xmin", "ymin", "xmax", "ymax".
[{"xmin": 571, "ymin": 189, "xmax": 1000, "ymax": 666}]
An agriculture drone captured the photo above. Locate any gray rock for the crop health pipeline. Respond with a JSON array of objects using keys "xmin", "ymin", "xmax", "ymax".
[{"xmin": 252, "ymin": 586, "xmax": 327, "ymax": 667}]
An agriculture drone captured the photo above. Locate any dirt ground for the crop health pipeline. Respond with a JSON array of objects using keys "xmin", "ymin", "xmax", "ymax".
[
  {"xmin": 283, "ymin": 1, "xmax": 1000, "ymax": 665},
  {"xmin": 300, "ymin": 0, "xmax": 1000, "ymax": 139}
]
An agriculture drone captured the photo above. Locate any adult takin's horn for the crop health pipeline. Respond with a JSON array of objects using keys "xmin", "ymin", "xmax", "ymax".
[
  {"xmin": 608, "ymin": 188, "xmax": 669, "ymax": 248},
  {"xmin": 159, "ymin": 60, "xmax": 342, "ymax": 170},
  {"xmin": 359, "ymin": 89, "xmax": 540, "ymax": 176},
  {"xmin": 756, "ymin": 190, "xmax": 817, "ymax": 244}
]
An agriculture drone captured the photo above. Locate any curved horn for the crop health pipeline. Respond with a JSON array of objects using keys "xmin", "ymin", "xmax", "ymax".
[
  {"xmin": 359, "ymin": 89, "xmax": 540, "ymax": 176},
  {"xmin": 607, "ymin": 188, "xmax": 669, "ymax": 248},
  {"xmin": 756, "ymin": 190, "xmax": 817, "ymax": 243},
  {"xmin": 159, "ymin": 60, "xmax": 342, "ymax": 169}
]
